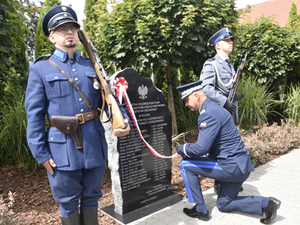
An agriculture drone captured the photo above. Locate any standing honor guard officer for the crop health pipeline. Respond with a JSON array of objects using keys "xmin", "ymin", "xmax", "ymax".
[
  {"xmin": 200, "ymin": 27, "xmax": 239, "ymax": 123},
  {"xmin": 25, "ymin": 5, "xmax": 130, "ymax": 225},
  {"xmin": 176, "ymin": 80, "xmax": 281, "ymax": 224},
  {"xmin": 200, "ymin": 27, "xmax": 243, "ymax": 194}
]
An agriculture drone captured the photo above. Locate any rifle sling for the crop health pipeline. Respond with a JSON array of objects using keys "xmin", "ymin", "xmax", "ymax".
[{"xmin": 46, "ymin": 59, "xmax": 93, "ymax": 112}]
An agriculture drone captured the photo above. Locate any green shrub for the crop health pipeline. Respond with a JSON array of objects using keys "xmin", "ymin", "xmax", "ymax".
[
  {"xmin": 238, "ymin": 76, "xmax": 279, "ymax": 129},
  {"xmin": 0, "ymin": 91, "xmax": 34, "ymax": 169},
  {"xmin": 284, "ymin": 85, "xmax": 300, "ymax": 125}
]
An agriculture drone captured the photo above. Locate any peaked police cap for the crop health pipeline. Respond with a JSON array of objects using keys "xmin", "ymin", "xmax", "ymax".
[
  {"xmin": 208, "ymin": 27, "xmax": 235, "ymax": 46},
  {"xmin": 42, "ymin": 5, "xmax": 80, "ymax": 36},
  {"xmin": 177, "ymin": 80, "xmax": 203, "ymax": 101}
]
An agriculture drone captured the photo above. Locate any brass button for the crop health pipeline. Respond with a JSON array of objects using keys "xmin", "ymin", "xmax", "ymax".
[
  {"xmin": 55, "ymin": 76, "xmax": 58, "ymax": 79},
  {"xmin": 79, "ymin": 98, "xmax": 83, "ymax": 102},
  {"xmin": 75, "ymin": 77, "xmax": 79, "ymax": 81},
  {"xmin": 73, "ymin": 69, "xmax": 77, "ymax": 72},
  {"xmin": 51, "ymin": 137, "xmax": 54, "ymax": 140},
  {"xmin": 71, "ymin": 60, "xmax": 74, "ymax": 63},
  {"xmin": 80, "ymin": 109, "xmax": 85, "ymax": 113}
]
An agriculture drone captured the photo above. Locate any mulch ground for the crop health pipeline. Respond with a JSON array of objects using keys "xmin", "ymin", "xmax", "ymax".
[{"xmin": 0, "ymin": 133, "xmax": 278, "ymax": 224}]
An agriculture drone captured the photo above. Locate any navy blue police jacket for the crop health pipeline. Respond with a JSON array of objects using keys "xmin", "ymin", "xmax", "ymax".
[
  {"xmin": 25, "ymin": 48, "xmax": 129, "ymax": 171},
  {"xmin": 177, "ymin": 98, "xmax": 254, "ymax": 174}
]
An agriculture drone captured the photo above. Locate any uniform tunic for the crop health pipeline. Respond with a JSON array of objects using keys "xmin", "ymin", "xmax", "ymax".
[
  {"xmin": 200, "ymin": 54, "xmax": 238, "ymax": 123},
  {"xmin": 177, "ymin": 99, "xmax": 265, "ymax": 216},
  {"xmin": 25, "ymin": 48, "xmax": 129, "ymax": 170}
]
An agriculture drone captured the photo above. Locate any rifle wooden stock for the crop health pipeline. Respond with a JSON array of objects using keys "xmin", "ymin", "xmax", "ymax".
[{"xmin": 78, "ymin": 28, "xmax": 126, "ymax": 130}]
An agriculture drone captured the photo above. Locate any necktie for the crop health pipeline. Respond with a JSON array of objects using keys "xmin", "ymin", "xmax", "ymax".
[
  {"xmin": 225, "ymin": 59, "xmax": 231, "ymax": 67},
  {"xmin": 225, "ymin": 59, "xmax": 232, "ymax": 71}
]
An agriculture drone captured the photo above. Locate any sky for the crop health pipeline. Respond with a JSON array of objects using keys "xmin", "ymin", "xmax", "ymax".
[{"xmin": 40, "ymin": 0, "xmax": 270, "ymax": 25}]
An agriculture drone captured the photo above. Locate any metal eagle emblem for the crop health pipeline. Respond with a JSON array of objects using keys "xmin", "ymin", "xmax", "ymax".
[{"xmin": 138, "ymin": 84, "xmax": 148, "ymax": 100}]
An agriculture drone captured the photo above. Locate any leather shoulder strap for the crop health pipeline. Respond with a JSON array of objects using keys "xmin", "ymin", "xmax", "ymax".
[{"xmin": 46, "ymin": 59, "xmax": 93, "ymax": 111}]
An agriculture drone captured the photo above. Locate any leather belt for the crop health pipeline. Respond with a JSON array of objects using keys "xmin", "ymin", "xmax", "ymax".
[{"xmin": 50, "ymin": 110, "xmax": 100, "ymax": 127}]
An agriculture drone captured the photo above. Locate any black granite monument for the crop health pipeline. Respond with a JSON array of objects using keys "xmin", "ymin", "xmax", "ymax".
[{"xmin": 101, "ymin": 68, "xmax": 183, "ymax": 224}]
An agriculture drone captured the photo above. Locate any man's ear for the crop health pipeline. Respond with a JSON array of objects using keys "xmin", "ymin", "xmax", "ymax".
[{"xmin": 49, "ymin": 33, "xmax": 55, "ymax": 44}]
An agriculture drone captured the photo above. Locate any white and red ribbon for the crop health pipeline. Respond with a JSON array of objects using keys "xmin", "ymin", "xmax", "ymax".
[{"xmin": 114, "ymin": 77, "xmax": 179, "ymax": 159}]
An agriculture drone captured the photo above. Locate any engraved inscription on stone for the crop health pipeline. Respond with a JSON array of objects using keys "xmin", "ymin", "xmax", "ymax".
[{"xmin": 114, "ymin": 68, "xmax": 173, "ymax": 214}]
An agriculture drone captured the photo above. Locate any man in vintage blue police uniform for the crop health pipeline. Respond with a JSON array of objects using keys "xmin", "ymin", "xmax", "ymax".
[
  {"xmin": 200, "ymin": 27, "xmax": 242, "ymax": 194},
  {"xmin": 176, "ymin": 80, "xmax": 280, "ymax": 224},
  {"xmin": 25, "ymin": 5, "xmax": 130, "ymax": 225}
]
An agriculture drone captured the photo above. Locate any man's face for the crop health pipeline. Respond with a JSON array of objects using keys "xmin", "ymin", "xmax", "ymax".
[
  {"xmin": 217, "ymin": 38, "xmax": 233, "ymax": 54},
  {"xmin": 185, "ymin": 93, "xmax": 199, "ymax": 111},
  {"xmin": 49, "ymin": 22, "xmax": 79, "ymax": 51}
]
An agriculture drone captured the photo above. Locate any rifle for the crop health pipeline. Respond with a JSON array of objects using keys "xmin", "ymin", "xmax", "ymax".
[
  {"xmin": 78, "ymin": 28, "xmax": 126, "ymax": 130},
  {"xmin": 228, "ymin": 52, "xmax": 247, "ymax": 103}
]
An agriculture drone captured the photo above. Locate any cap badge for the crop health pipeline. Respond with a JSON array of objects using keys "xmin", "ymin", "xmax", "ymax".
[{"xmin": 62, "ymin": 6, "xmax": 67, "ymax": 12}]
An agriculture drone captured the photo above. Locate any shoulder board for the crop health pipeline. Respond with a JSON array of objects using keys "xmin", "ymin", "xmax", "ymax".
[
  {"xmin": 207, "ymin": 57, "xmax": 215, "ymax": 62},
  {"xmin": 33, "ymin": 54, "xmax": 52, "ymax": 64}
]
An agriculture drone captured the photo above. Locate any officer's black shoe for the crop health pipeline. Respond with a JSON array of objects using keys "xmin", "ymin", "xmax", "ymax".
[
  {"xmin": 214, "ymin": 182, "xmax": 220, "ymax": 195},
  {"xmin": 240, "ymin": 185, "xmax": 244, "ymax": 192},
  {"xmin": 183, "ymin": 205, "xmax": 210, "ymax": 221},
  {"xmin": 214, "ymin": 181, "xmax": 244, "ymax": 195},
  {"xmin": 260, "ymin": 197, "xmax": 281, "ymax": 224}
]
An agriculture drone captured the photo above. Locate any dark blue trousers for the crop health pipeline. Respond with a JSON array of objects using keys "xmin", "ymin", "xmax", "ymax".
[
  {"xmin": 180, "ymin": 157, "xmax": 264, "ymax": 216},
  {"xmin": 47, "ymin": 165, "xmax": 106, "ymax": 216}
]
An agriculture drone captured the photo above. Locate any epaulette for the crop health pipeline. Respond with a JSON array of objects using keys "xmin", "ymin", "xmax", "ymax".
[
  {"xmin": 33, "ymin": 54, "xmax": 52, "ymax": 64},
  {"xmin": 207, "ymin": 57, "xmax": 215, "ymax": 62}
]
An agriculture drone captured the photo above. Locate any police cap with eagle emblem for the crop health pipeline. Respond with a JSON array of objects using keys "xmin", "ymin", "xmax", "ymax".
[
  {"xmin": 42, "ymin": 5, "xmax": 80, "ymax": 36},
  {"xmin": 177, "ymin": 80, "xmax": 203, "ymax": 101},
  {"xmin": 208, "ymin": 27, "xmax": 235, "ymax": 46}
]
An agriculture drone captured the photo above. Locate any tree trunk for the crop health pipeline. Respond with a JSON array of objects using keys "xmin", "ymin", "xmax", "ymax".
[{"xmin": 166, "ymin": 64, "xmax": 178, "ymax": 135}]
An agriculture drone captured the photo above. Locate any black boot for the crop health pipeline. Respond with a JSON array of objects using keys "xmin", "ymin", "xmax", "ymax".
[
  {"xmin": 81, "ymin": 208, "xmax": 99, "ymax": 225},
  {"xmin": 260, "ymin": 197, "xmax": 281, "ymax": 224},
  {"xmin": 61, "ymin": 212, "xmax": 81, "ymax": 225},
  {"xmin": 214, "ymin": 180, "xmax": 220, "ymax": 195}
]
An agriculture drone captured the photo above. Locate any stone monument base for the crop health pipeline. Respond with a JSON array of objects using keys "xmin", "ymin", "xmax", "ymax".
[{"xmin": 101, "ymin": 193, "xmax": 184, "ymax": 224}]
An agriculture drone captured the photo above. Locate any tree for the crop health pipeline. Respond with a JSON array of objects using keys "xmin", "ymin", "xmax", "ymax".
[
  {"xmin": 95, "ymin": 0, "xmax": 238, "ymax": 135},
  {"xmin": 0, "ymin": 0, "xmax": 34, "ymax": 167},
  {"xmin": 0, "ymin": 0, "xmax": 15, "ymax": 73},
  {"xmin": 18, "ymin": 0, "xmax": 41, "ymax": 64},
  {"xmin": 84, "ymin": 0, "xmax": 108, "ymax": 39},
  {"xmin": 34, "ymin": 0, "xmax": 61, "ymax": 58},
  {"xmin": 0, "ymin": 0, "xmax": 28, "ymax": 100},
  {"xmin": 232, "ymin": 16, "xmax": 300, "ymax": 94},
  {"xmin": 286, "ymin": 2, "xmax": 300, "ymax": 32}
]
